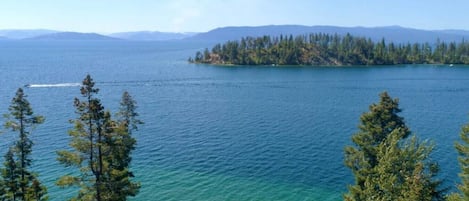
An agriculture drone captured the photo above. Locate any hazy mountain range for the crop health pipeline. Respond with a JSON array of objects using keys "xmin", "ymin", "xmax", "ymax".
[
  {"xmin": 0, "ymin": 29, "xmax": 58, "ymax": 39},
  {"xmin": 0, "ymin": 25, "xmax": 468, "ymax": 43},
  {"xmin": 187, "ymin": 25, "xmax": 469, "ymax": 43},
  {"xmin": 109, "ymin": 31, "xmax": 197, "ymax": 41},
  {"xmin": 25, "ymin": 32, "xmax": 121, "ymax": 41}
]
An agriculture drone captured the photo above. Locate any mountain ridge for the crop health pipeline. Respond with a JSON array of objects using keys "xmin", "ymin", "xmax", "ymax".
[
  {"xmin": 110, "ymin": 31, "xmax": 198, "ymax": 41},
  {"xmin": 186, "ymin": 25, "xmax": 469, "ymax": 43},
  {"xmin": 0, "ymin": 25, "xmax": 468, "ymax": 42},
  {"xmin": 0, "ymin": 29, "xmax": 59, "ymax": 39},
  {"xmin": 24, "ymin": 32, "xmax": 120, "ymax": 41}
]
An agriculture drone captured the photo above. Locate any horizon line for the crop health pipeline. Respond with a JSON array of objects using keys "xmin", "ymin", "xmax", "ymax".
[{"xmin": 0, "ymin": 24, "xmax": 468, "ymax": 35}]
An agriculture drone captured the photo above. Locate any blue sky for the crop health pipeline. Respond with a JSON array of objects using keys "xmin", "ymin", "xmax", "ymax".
[{"xmin": 1, "ymin": 0, "xmax": 468, "ymax": 33}]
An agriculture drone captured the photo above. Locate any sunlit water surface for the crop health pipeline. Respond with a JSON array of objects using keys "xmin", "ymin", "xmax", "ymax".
[{"xmin": 0, "ymin": 41, "xmax": 468, "ymax": 200}]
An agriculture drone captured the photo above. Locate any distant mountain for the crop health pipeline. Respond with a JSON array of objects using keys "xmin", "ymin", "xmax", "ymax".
[
  {"xmin": 2, "ymin": 26, "xmax": 468, "ymax": 43},
  {"xmin": 110, "ymin": 31, "xmax": 197, "ymax": 41},
  {"xmin": 25, "ymin": 32, "xmax": 120, "ymax": 41},
  {"xmin": 187, "ymin": 25, "xmax": 469, "ymax": 43},
  {"xmin": 0, "ymin": 29, "xmax": 59, "ymax": 39},
  {"xmin": 435, "ymin": 29, "xmax": 469, "ymax": 37}
]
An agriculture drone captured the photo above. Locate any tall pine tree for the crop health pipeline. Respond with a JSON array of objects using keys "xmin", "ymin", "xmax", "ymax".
[
  {"xmin": 57, "ymin": 75, "xmax": 141, "ymax": 200},
  {"xmin": 2, "ymin": 88, "xmax": 47, "ymax": 201},
  {"xmin": 344, "ymin": 92, "xmax": 442, "ymax": 201},
  {"xmin": 104, "ymin": 91, "xmax": 142, "ymax": 200},
  {"xmin": 57, "ymin": 74, "xmax": 106, "ymax": 200}
]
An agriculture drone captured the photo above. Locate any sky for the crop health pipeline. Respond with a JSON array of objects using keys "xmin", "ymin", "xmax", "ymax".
[{"xmin": 0, "ymin": 0, "xmax": 468, "ymax": 33}]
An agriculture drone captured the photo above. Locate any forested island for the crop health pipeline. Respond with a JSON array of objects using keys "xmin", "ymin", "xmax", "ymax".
[{"xmin": 189, "ymin": 33, "xmax": 469, "ymax": 65}]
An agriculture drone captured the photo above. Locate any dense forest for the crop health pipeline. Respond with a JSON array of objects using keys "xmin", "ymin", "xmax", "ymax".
[{"xmin": 189, "ymin": 33, "xmax": 469, "ymax": 65}]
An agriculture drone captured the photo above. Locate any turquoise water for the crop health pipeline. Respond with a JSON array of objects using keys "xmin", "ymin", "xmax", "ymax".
[{"xmin": 0, "ymin": 41, "xmax": 468, "ymax": 200}]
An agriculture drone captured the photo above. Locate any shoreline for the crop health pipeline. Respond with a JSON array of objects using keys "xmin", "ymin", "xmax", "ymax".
[{"xmin": 189, "ymin": 62, "xmax": 462, "ymax": 68}]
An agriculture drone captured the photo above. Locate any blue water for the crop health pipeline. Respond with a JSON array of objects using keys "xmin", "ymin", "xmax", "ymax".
[{"xmin": 0, "ymin": 41, "xmax": 468, "ymax": 200}]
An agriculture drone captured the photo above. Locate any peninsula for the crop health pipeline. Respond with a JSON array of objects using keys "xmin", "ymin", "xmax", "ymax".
[{"xmin": 189, "ymin": 33, "xmax": 469, "ymax": 66}]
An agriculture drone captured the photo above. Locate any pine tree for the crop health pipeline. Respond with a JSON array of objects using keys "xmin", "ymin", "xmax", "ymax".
[
  {"xmin": 344, "ymin": 92, "xmax": 442, "ymax": 201},
  {"xmin": 100, "ymin": 92, "xmax": 142, "ymax": 200},
  {"xmin": 109, "ymin": 91, "xmax": 142, "ymax": 199},
  {"xmin": 57, "ymin": 76, "xmax": 141, "ymax": 201},
  {"xmin": 117, "ymin": 91, "xmax": 143, "ymax": 135},
  {"xmin": 57, "ymin": 74, "xmax": 106, "ymax": 201},
  {"xmin": 115, "ymin": 91, "xmax": 142, "ymax": 169},
  {"xmin": 2, "ymin": 88, "xmax": 47, "ymax": 201},
  {"xmin": 344, "ymin": 92, "xmax": 409, "ymax": 200},
  {"xmin": 447, "ymin": 120, "xmax": 469, "ymax": 201}
]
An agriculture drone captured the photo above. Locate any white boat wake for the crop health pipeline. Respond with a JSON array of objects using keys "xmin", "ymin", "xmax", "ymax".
[{"xmin": 25, "ymin": 83, "xmax": 81, "ymax": 88}]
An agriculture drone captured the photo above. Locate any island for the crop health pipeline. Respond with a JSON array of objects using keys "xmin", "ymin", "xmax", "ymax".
[{"xmin": 189, "ymin": 33, "xmax": 469, "ymax": 66}]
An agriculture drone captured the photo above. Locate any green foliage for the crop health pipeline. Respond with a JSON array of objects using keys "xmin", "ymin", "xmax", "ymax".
[
  {"xmin": 117, "ymin": 91, "xmax": 143, "ymax": 134},
  {"xmin": 344, "ymin": 92, "xmax": 442, "ymax": 201},
  {"xmin": 0, "ymin": 178, "xmax": 5, "ymax": 201},
  {"xmin": 57, "ymin": 74, "xmax": 106, "ymax": 200},
  {"xmin": 2, "ymin": 148, "xmax": 20, "ymax": 200},
  {"xmin": 344, "ymin": 92, "xmax": 409, "ymax": 193},
  {"xmin": 57, "ymin": 75, "xmax": 140, "ymax": 201},
  {"xmin": 1, "ymin": 88, "xmax": 47, "ymax": 201},
  {"xmin": 191, "ymin": 33, "xmax": 469, "ymax": 65},
  {"xmin": 27, "ymin": 179, "xmax": 48, "ymax": 201},
  {"xmin": 448, "ymin": 120, "xmax": 469, "ymax": 200},
  {"xmin": 446, "ymin": 194, "xmax": 463, "ymax": 201},
  {"xmin": 106, "ymin": 91, "xmax": 143, "ymax": 199},
  {"xmin": 369, "ymin": 132, "xmax": 441, "ymax": 201}
]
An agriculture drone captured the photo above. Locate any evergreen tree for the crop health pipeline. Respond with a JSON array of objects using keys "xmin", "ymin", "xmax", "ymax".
[
  {"xmin": 57, "ymin": 74, "xmax": 106, "ymax": 201},
  {"xmin": 117, "ymin": 91, "xmax": 143, "ymax": 136},
  {"xmin": 2, "ymin": 148, "xmax": 20, "ymax": 200},
  {"xmin": 344, "ymin": 92, "xmax": 410, "ymax": 196},
  {"xmin": 2, "ymin": 88, "xmax": 47, "ymax": 201},
  {"xmin": 101, "ymin": 91, "xmax": 142, "ymax": 200},
  {"xmin": 57, "ymin": 75, "xmax": 141, "ymax": 200},
  {"xmin": 447, "ymin": 120, "xmax": 469, "ymax": 201},
  {"xmin": 344, "ymin": 92, "xmax": 442, "ymax": 201}
]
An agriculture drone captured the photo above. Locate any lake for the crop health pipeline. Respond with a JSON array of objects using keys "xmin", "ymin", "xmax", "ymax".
[{"xmin": 0, "ymin": 41, "xmax": 468, "ymax": 200}]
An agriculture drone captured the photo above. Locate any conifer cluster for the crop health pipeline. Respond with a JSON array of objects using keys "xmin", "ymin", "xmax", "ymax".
[
  {"xmin": 191, "ymin": 33, "xmax": 469, "ymax": 65},
  {"xmin": 0, "ymin": 75, "xmax": 141, "ymax": 201},
  {"xmin": 57, "ymin": 75, "xmax": 142, "ymax": 201}
]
